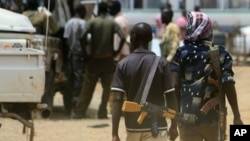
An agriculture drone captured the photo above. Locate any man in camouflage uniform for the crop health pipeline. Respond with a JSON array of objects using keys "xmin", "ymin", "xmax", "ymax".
[{"xmin": 63, "ymin": 3, "xmax": 87, "ymax": 113}]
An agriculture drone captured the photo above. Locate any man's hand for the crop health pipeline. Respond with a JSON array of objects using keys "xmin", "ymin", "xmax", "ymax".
[
  {"xmin": 112, "ymin": 135, "xmax": 120, "ymax": 141},
  {"xmin": 168, "ymin": 122, "xmax": 178, "ymax": 141}
]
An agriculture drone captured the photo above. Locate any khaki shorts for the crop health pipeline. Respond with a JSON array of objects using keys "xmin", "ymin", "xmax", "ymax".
[
  {"xmin": 178, "ymin": 122, "xmax": 218, "ymax": 141},
  {"xmin": 126, "ymin": 130, "xmax": 168, "ymax": 141}
]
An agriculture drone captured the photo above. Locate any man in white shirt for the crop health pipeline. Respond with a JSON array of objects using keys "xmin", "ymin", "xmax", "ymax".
[
  {"xmin": 108, "ymin": 0, "xmax": 130, "ymax": 113},
  {"xmin": 63, "ymin": 3, "xmax": 87, "ymax": 115},
  {"xmin": 108, "ymin": 0, "xmax": 130, "ymax": 63}
]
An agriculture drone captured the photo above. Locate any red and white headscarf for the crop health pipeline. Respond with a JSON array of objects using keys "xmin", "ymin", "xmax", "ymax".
[{"xmin": 185, "ymin": 11, "xmax": 213, "ymax": 41}]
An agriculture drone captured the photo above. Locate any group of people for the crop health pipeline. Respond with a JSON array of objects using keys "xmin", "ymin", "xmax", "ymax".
[
  {"xmin": 69, "ymin": 1, "xmax": 127, "ymax": 119},
  {"xmin": 111, "ymin": 3, "xmax": 243, "ymax": 141},
  {"xmin": 1, "ymin": 0, "xmax": 244, "ymax": 141},
  {"xmin": 47, "ymin": 0, "xmax": 129, "ymax": 119},
  {"xmin": 15, "ymin": 0, "xmax": 129, "ymax": 119},
  {"xmin": 156, "ymin": 3, "xmax": 202, "ymax": 63}
]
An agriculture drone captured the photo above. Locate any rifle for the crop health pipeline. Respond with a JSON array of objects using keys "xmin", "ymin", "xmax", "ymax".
[
  {"xmin": 200, "ymin": 77, "xmax": 220, "ymax": 115},
  {"xmin": 208, "ymin": 46, "xmax": 227, "ymax": 141},
  {"xmin": 200, "ymin": 96, "xmax": 220, "ymax": 115},
  {"xmin": 123, "ymin": 56, "xmax": 176, "ymax": 137},
  {"xmin": 122, "ymin": 101, "xmax": 176, "ymax": 124}
]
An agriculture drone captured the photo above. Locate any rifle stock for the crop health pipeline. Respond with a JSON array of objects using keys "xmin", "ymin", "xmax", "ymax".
[
  {"xmin": 208, "ymin": 48, "xmax": 227, "ymax": 141},
  {"xmin": 122, "ymin": 101, "xmax": 141, "ymax": 112}
]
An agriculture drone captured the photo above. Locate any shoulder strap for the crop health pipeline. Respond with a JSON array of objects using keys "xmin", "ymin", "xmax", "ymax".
[{"xmin": 140, "ymin": 56, "xmax": 161, "ymax": 104}]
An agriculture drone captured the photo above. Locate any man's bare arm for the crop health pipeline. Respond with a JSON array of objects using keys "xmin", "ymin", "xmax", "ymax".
[
  {"xmin": 223, "ymin": 82, "xmax": 243, "ymax": 124},
  {"xmin": 112, "ymin": 91, "xmax": 124, "ymax": 141},
  {"xmin": 114, "ymin": 29, "xmax": 125, "ymax": 57}
]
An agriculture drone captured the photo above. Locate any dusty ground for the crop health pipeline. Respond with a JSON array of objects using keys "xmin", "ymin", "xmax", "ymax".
[{"xmin": 0, "ymin": 65, "xmax": 250, "ymax": 141}]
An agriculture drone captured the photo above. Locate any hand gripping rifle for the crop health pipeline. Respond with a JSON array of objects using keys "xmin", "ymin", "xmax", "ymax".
[{"xmin": 208, "ymin": 45, "xmax": 227, "ymax": 141}]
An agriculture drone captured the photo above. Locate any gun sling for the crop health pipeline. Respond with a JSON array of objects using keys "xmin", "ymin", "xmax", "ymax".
[{"xmin": 122, "ymin": 56, "xmax": 160, "ymax": 114}]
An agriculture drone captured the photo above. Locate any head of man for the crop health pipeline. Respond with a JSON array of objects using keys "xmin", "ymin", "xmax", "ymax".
[
  {"xmin": 108, "ymin": 0, "xmax": 121, "ymax": 16},
  {"xmin": 161, "ymin": 8, "xmax": 173, "ymax": 25},
  {"xmin": 185, "ymin": 11, "xmax": 213, "ymax": 42},
  {"xmin": 74, "ymin": 4, "xmax": 86, "ymax": 19},
  {"xmin": 130, "ymin": 22, "xmax": 152, "ymax": 49},
  {"xmin": 98, "ymin": 2, "xmax": 108, "ymax": 16}
]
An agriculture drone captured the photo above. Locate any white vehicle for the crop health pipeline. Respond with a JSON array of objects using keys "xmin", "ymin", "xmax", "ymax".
[{"xmin": 0, "ymin": 8, "xmax": 46, "ymax": 141}]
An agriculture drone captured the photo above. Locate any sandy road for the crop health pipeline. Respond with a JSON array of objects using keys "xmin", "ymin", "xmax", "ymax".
[{"xmin": 0, "ymin": 66, "xmax": 249, "ymax": 141}]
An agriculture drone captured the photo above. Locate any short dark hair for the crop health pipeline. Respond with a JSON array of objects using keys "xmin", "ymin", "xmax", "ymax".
[
  {"xmin": 108, "ymin": 0, "xmax": 121, "ymax": 16},
  {"xmin": 98, "ymin": 2, "xmax": 108, "ymax": 15},
  {"xmin": 161, "ymin": 8, "xmax": 173, "ymax": 19},
  {"xmin": 130, "ymin": 22, "xmax": 152, "ymax": 45},
  {"xmin": 74, "ymin": 4, "xmax": 86, "ymax": 18}
]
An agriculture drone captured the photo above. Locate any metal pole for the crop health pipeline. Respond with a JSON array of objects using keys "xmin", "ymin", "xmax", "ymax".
[{"xmin": 45, "ymin": 0, "xmax": 50, "ymax": 51}]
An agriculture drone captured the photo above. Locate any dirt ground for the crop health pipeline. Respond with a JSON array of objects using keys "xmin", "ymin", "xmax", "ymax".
[{"xmin": 0, "ymin": 65, "xmax": 250, "ymax": 141}]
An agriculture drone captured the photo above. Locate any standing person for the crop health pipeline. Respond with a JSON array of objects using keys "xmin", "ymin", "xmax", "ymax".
[
  {"xmin": 108, "ymin": 0, "xmax": 130, "ymax": 113},
  {"xmin": 176, "ymin": 9, "xmax": 187, "ymax": 43},
  {"xmin": 171, "ymin": 11, "xmax": 243, "ymax": 141},
  {"xmin": 108, "ymin": 0, "xmax": 130, "ymax": 62},
  {"xmin": 160, "ymin": 8, "xmax": 180, "ymax": 63},
  {"xmin": 63, "ymin": 3, "xmax": 87, "ymax": 114},
  {"xmin": 111, "ymin": 22, "xmax": 178, "ymax": 141},
  {"xmin": 155, "ymin": 2, "xmax": 172, "ymax": 39},
  {"xmin": 72, "ymin": 2, "xmax": 125, "ymax": 119}
]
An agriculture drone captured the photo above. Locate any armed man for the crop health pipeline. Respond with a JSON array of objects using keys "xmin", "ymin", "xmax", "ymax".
[
  {"xmin": 111, "ymin": 22, "xmax": 178, "ymax": 141},
  {"xmin": 171, "ymin": 11, "xmax": 243, "ymax": 141}
]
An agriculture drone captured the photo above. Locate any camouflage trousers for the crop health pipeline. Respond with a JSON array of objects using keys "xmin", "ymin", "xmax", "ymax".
[{"xmin": 66, "ymin": 53, "xmax": 85, "ymax": 107}]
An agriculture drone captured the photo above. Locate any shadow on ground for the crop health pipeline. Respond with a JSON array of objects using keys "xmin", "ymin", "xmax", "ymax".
[{"xmin": 48, "ymin": 106, "xmax": 99, "ymax": 121}]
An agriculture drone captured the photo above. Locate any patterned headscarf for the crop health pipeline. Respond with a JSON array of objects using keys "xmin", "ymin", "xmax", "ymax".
[{"xmin": 185, "ymin": 11, "xmax": 213, "ymax": 42}]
